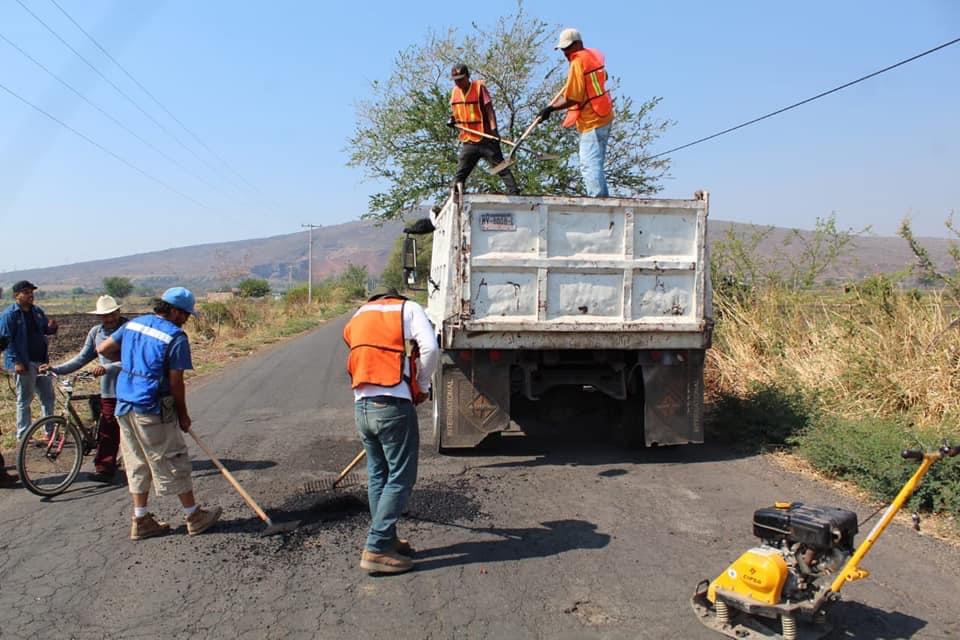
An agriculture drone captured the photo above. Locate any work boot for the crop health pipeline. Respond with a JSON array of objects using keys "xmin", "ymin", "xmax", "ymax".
[
  {"xmin": 0, "ymin": 472, "xmax": 19, "ymax": 488},
  {"xmin": 185, "ymin": 506, "xmax": 222, "ymax": 536},
  {"xmin": 130, "ymin": 513, "xmax": 171, "ymax": 540},
  {"xmin": 394, "ymin": 537, "xmax": 414, "ymax": 556},
  {"xmin": 360, "ymin": 549, "xmax": 414, "ymax": 574}
]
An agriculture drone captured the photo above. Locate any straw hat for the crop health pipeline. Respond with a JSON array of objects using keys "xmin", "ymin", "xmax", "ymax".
[{"xmin": 88, "ymin": 295, "xmax": 121, "ymax": 315}]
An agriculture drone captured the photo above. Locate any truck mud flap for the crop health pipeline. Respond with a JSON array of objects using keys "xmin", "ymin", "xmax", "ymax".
[
  {"xmin": 434, "ymin": 355, "xmax": 510, "ymax": 449},
  {"xmin": 642, "ymin": 350, "xmax": 705, "ymax": 446}
]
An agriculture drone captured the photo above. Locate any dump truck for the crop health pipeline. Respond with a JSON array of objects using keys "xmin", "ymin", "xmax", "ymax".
[{"xmin": 409, "ymin": 190, "xmax": 712, "ymax": 450}]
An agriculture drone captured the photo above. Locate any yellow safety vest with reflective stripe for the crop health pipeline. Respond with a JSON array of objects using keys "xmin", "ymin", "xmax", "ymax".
[
  {"xmin": 450, "ymin": 80, "xmax": 486, "ymax": 143},
  {"xmin": 562, "ymin": 48, "xmax": 613, "ymax": 129}
]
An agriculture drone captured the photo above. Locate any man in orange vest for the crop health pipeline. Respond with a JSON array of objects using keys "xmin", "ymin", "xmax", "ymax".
[
  {"xmin": 343, "ymin": 286, "xmax": 438, "ymax": 574},
  {"xmin": 537, "ymin": 28, "xmax": 615, "ymax": 197},
  {"xmin": 447, "ymin": 63, "xmax": 520, "ymax": 196}
]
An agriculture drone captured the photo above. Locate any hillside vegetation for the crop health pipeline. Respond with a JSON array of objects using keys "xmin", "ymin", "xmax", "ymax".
[{"xmin": 708, "ymin": 217, "xmax": 960, "ymax": 522}]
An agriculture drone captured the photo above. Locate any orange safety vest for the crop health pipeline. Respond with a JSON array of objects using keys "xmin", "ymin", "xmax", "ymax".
[
  {"xmin": 562, "ymin": 48, "xmax": 613, "ymax": 129},
  {"xmin": 343, "ymin": 298, "xmax": 421, "ymax": 398},
  {"xmin": 450, "ymin": 80, "xmax": 486, "ymax": 143}
]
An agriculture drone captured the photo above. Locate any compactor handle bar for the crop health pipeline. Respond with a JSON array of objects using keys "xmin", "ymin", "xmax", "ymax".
[{"xmin": 901, "ymin": 442, "xmax": 960, "ymax": 461}]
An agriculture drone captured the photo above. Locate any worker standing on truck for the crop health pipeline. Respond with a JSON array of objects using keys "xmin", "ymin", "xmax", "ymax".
[
  {"xmin": 538, "ymin": 28, "xmax": 614, "ymax": 197},
  {"xmin": 448, "ymin": 63, "xmax": 521, "ymax": 196},
  {"xmin": 343, "ymin": 286, "xmax": 438, "ymax": 574}
]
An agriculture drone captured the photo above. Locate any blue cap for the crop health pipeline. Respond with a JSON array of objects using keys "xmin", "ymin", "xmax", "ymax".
[{"xmin": 161, "ymin": 286, "xmax": 197, "ymax": 314}]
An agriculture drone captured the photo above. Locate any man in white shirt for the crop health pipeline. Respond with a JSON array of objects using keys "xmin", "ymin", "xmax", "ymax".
[{"xmin": 343, "ymin": 287, "xmax": 438, "ymax": 574}]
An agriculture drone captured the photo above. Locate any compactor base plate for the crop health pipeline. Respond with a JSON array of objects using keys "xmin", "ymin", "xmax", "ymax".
[{"xmin": 691, "ymin": 583, "xmax": 832, "ymax": 640}]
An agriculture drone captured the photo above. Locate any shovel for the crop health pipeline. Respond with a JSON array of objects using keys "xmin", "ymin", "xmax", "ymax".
[
  {"xmin": 454, "ymin": 125, "xmax": 561, "ymax": 162},
  {"xmin": 487, "ymin": 116, "xmax": 544, "ymax": 175},
  {"xmin": 188, "ymin": 430, "xmax": 299, "ymax": 536},
  {"xmin": 488, "ymin": 89, "xmax": 565, "ymax": 175}
]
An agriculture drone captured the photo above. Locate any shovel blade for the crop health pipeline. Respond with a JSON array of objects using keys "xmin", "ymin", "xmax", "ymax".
[
  {"xmin": 488, "ymin": 157, "xmax": 517, "ymax": 175},
  {"xmin": 261, "ymin": 519, "xmax": 300, "ymax": 536}
]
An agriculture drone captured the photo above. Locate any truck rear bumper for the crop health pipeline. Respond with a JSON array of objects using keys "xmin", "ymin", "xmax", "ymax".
[{"xmin": 445, "ymin": 327, "xmax": 712, "ymax": 350}]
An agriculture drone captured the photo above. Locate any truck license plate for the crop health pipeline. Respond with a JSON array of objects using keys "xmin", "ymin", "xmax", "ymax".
[{"xmin": 480, "ymin": 213, "xmax": 515, "ymax": 231}]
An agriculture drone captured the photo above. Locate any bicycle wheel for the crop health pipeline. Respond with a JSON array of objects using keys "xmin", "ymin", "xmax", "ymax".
[{"xmin": 16, "ymin": 416, "xmax": 84, "ymax": 497}]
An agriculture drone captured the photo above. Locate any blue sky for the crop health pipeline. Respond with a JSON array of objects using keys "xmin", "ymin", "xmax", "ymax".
[{"xmin": 1, "ymin": 0, "xmax": 957, "ymax": 272}]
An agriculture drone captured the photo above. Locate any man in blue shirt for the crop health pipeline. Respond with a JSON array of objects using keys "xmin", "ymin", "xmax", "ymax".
[
  {"xmin": 97, "ymin": 287, "xmax": 221, "ymax": 540},
  {"xmin": 0, "ymin": 280, "xmax": 58, "ymax": 443},
  {"xmin": 42, "ymin": 295, "xmax": 126, "ymax": 482}
]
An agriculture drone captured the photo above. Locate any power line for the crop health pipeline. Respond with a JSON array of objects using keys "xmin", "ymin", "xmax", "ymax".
[
  {"xmin": 648, "ymin": 35, "xmax": 960, "ymax": 160},
  {"xmin": 13, "ymin": 0, "xmax": 240, "ymax": 194},
  {"xmin": 47, "ymin": 0, "xmax": 270, "ymax": 200},
  {"xmin": 0, "ymin": 79, "xmax": 209, "ymax": 209},
  {"xmin": 0, "ymin": 29, "xmax": 227, "ymax": 198}
]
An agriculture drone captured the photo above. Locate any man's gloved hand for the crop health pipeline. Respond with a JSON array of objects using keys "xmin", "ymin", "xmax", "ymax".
[
  {"xmin": 446, "ymin": 115, "xmax": 457, "ymax": 129},
  {"xmin": 414, "ymin": 392, "xmax": 429, "ymax": 406},
  {"xmin": 537, "ymin": 106, "xmax": 554, "ymax": 122}
]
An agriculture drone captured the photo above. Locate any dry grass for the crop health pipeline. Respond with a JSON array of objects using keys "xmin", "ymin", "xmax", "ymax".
[{"xmin": 709, "ymin": 286, "xmax": 960, "ymax": 429}]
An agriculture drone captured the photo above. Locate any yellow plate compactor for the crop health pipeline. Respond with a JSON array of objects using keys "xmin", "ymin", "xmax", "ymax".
[{"xmin": 691, "ymin": 442, "xmax": 959, "ymax": 640}]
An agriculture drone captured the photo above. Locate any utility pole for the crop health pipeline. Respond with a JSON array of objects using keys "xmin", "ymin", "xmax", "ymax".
[{"xmin": 301, "ymin": 223, "xmax": 321, "ymax": 303}]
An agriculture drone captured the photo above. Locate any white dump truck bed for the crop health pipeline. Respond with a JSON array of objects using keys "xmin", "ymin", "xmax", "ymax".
[{"xmin": 427, "ymin": 192, "xmax": 712, "ymax": 350}]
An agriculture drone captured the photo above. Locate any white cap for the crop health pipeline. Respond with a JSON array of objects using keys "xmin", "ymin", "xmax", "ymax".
[
  {"xmin": 555, "ymin": 28, "xmax": 582, "ymax": 50},
  {"xmin": 88, "ymin": 295, "xmax": 121, "ymax": 315}
]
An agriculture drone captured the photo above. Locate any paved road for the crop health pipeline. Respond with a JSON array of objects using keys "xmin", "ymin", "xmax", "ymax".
[{"xmin": 2, "ymin": 316, "xmax": 958, "ymax": 639}]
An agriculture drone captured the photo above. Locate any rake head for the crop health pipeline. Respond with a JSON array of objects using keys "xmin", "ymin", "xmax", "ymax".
[{"xmin": 302, "ymin": 473, "xmax": 364, "ymax": 495}]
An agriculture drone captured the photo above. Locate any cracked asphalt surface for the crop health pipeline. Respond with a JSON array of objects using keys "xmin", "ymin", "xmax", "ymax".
[{"xmin": 2, "ymin": 315, "xmax": 959, "ymax": 639}]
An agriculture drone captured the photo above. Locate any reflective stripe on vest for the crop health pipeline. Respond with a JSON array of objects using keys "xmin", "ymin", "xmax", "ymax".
[
  {"xmin": 116, "ymin": 314, "xmax": 183, "ymax": 407},
  {"xmin": 450, "ymin": 80, "xmax": 485, "ymax": 143},
  {"xmin": 343, "ymin": 299, "xmax": 420, "ymax": 396},
  {"xmin": 562, "ymin": 48, "xmax": 613, "ymax": 129}
]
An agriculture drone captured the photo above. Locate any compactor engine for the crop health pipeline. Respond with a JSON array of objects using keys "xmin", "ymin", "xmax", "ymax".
[{"xmin": 708, "ymin": 502, "xmax": 858, "ymax": 607}]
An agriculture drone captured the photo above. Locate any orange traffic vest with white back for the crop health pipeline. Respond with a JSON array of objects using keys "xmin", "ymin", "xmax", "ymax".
[
  {"xmin": 562, "ymin": 48, "xmax": 613, "ymax": 128},
  {"xmin": 450, "ymin": 80, "xmax": 485, "ymax": 143},
  {"xmin": 343, "ymin": 298, "xmax": 420, "ymax": 397}
]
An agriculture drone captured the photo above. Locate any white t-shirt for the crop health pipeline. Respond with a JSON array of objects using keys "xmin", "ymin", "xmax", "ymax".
[{"xmin": 352, "ymin": 299, "xmax": 439, "ymax": 402}]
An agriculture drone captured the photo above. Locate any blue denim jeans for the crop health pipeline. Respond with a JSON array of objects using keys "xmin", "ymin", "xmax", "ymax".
[
  {"xmin": 579, "ymin": 123, "xmax": 611, "ymax": 197},
  {"xmin": 16, "ymin": 362, "xmax": 55, "ymax": 440},
  {"xmin": 354, "ymin": 396, "xmax": 419, "ymax": 553}
]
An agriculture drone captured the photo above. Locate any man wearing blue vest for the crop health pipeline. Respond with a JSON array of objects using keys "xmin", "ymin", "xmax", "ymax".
[{"xmin": 98, "ymin": 287, "xmax": 221, "ymax": 540}]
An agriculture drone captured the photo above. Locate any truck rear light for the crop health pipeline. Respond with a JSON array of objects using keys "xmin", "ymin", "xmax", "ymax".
[
  {"xmin": 458, "ymin": 350, "xmax": 472, "ymax": 363},
  {"xmin": 489, "ymin": 350, "xmax": 502, "ymax": 363}
]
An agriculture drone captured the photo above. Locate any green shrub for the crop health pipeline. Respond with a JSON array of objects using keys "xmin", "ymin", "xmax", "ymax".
[
  {"xmin": 798, "ymin": 416, "xmax": 960, "ymax": 517},
  {"xmin": 238, "ymin": 278, "xmax": 270, "ymax": 298},
  {"xmin": 285, "ymin": 285, "xmax": 309, "ymax": 307},
  {"xmin": 201, "ymin": 301, "xmax": 231, "ymax": 325}
]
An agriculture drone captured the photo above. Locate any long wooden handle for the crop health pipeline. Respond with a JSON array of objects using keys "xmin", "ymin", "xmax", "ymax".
[
  {"xmin": 188, "ymin": 430, "xmax": 271, "ymax": 525},
  {"xmin": 453, "ymin": 125, "xmax": 517, "ymax": 146},
  {"xmin": 332, "ymin": 449, "xmax": 366, "ymax": 488},
  {"xmin": 509, "ymin": 89, "xmax": 565, "ymax": 160}
]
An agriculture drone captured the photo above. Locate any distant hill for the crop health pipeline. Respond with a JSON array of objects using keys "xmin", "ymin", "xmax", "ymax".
[
  {"xmin": 0, "ymin": 218, "xmax": 403, "ymax": 294},
  {"xmin": 0, "ymin": 215, "xmax": 953, "ymax": 295}
]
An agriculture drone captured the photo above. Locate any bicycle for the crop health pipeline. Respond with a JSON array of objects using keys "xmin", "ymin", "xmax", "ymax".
[{"xmin": 16, "ymin": 371, "xmax": 104, "ymax": 497}]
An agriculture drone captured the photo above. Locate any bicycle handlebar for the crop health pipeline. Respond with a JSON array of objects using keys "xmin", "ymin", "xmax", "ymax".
[{"xmin": 40, "ymin": 370, "xmax": 96, "ymax": 382}]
